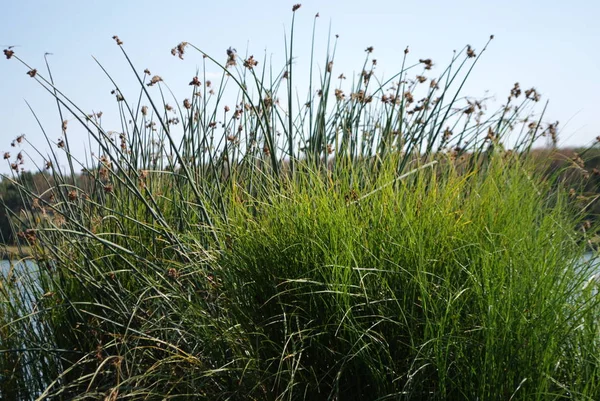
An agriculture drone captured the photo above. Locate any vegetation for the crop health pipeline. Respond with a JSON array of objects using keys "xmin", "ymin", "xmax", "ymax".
[{"xmin": 2, "ymin": 5, "xmax": 600, "ymax": 400}]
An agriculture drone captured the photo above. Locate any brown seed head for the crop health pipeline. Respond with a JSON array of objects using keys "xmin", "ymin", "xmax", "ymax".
[
  {"xmin": 3, "ymin": 152, "xmax": 9, "ymax": 160},
  {"xmin": 419, "ymin": 59, "xmax": 433, "ymax": 70},
  {"xmin": 147, "ymin": 75, "xmax": 163, "ymax": 86},
  {"xmin": 112, "ymin": 35, "xmax": 123, "ymax": 46},
  {"xmin": 365, "ymin": 46, "xmax": 374, "ymax": 53},
  {"xmin": 144, "ymin": 68, "xmax": 151, "ymax": 75},
  {"xmin": 3, "ymin": 49, "xmax": 14, "ymax": 59},
  {"xmin": 226, "ymin": 47, "xmax": 237, "ymax": 68},
  {"xmin": 27, "ymin": 69, "xmax": 37, "ymax": 78},
  {"xmin": 243, "ymin": 55, "xmax": 258, "ymax": 69},
  {"xmin": 510, "ymin": 82, "xmax": 521, "ymax": 98},
  {"xmin": 525, "ymin": 88, "xmax": 540, "ymax": 102},
  {"xmin": 189, "ymin": 76, "xmax": 201, "ymax": 87},
  {"xmin": 292, "ymin": 4, "xmax": 301, "ymax": 11},
  {"xmin": 466, "ymin": 45, "xmax": 476, "ymax": 58},
  {"xmin": 172, "ymin": 42, "xmax": 188, "ymax": 60},
  {"xmin": 183, "ymin": 98, "xmax": 191, "ymax": 109}
]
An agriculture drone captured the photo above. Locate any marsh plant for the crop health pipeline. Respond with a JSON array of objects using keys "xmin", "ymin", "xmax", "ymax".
[{"xmin": 2, "ymin": 5, "xmax": 600, "ymax": 400}]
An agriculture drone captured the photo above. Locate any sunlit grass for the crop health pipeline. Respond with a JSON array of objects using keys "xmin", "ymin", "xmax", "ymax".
[{"xmin": 1, "ymin": 5, "xmax": 599, "ymax": 400}]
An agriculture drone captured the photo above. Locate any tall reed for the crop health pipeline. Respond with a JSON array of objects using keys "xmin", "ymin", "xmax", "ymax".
[{"xmin": 1, "ymin": 5, "xmax": 599, "ymax": 400}]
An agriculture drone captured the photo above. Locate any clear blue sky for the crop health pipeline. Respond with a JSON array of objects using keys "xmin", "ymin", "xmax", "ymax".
[{"xmin": 1, "ymin": 0, "xmax": 599, "ymax": 175}]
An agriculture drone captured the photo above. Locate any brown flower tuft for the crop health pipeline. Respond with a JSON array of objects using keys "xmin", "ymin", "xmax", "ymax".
[
  {"xmin": 18, "ymin": 229, "xmax": 37, "ymax": 244},
  {"xmin": 365, "ymin": 46, "xmax": 374, "ymax": 53},
  {"xmin": 183, "ymin": 98, "xmax": 191, "ymax": 109},
  {"xmin": 68, "ymin": 190, "xmax": 78, "ymax": 201},
  {"xmin": 510, "ymin": 82, "xmax": 521, "ymax": 98},
  {"xmin": 27, "ymin": 69, "xmax": 37, "ymax": 78},
  {"xmin": 466, "ymin": 45, "xmax": 476, "ymax": 58},
  {"xmin": 292, "ymin": 4, "xmax": 301, "ymax": 11},
  {"xmin": 112, "ymin": 35, "xmax": 123, "ymax": 46},
  {"xmin": 171, "ymin": 42, "xmax": 188, "ymax": 60},
  {"xmin": 144, "ymin": 68, "xmax": 151, "ymax": 75},
  {"xmin": 147, "ymin": 75, "xmax": 163, "ymax": 86},
  {"xmin": 226, "ymin": 47, "xmax": 237, "ymax": 68},
  {"xmin": 4, "ymin": 49, "xmax": 14, "ymax": 59},
  {"xmin": 3, "ymin": 152, "xmax": 9, "ymax": 160},
  {"xmin": 419, "ymin": 59, "xmax": 433, "ymax": 70},
  {"xmin": 243, "ymin": 55, "xmax": 258, "ymax": 69},
  {"xmin": 525, "ymin": 88, "xmax": 540, "ymax": 102}
]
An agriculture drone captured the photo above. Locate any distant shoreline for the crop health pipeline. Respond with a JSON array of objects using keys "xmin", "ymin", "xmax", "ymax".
[{"xmin": 0, "ymin": 245, "xmax": 32, "ymax": 260}]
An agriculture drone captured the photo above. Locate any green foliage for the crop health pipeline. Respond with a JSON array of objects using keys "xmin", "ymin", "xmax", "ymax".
[{"xmin": 1, "ymin": 9, "xmax": 600, "ymax": 400}]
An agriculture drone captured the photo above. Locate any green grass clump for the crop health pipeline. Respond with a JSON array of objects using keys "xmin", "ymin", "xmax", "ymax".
[
  {"xmin": 1, "ymin": 6, "xmax": 600, "ymax": 400},
  {"xmin": 216, "ymin": 157, "xmax": 599, "ymax": 400}
]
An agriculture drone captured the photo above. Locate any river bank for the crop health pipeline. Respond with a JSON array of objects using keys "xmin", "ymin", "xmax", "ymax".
[{"xmin": 0, "ymin": 245, "xmax": 31, "ymax": 260}]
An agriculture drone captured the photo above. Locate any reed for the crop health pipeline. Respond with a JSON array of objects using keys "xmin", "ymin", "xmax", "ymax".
[{"xmin": 1, "ymin": 5, "xmax": 599, "ymax": 400}]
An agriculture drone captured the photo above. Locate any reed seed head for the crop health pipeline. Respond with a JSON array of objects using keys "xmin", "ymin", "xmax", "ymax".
[
  {"xmin": 466, "ymin": 45, "xmax": 476, "ymax": 58},
  {"xmin": 171, "ymin": 42, "xmax": 188, "ymax": 60},
  {"xmin": 147, "ymin": 75, "xmax": 163, "ymax": 86},
  {"xmin": 226, "ymin": 47, "xmax": 237, "ymax": 68},
  {"xmin": 419, "ymin": 58, "xmax": 433, "ymax": 69},
  {"xmin": 243, "ymin": 55, "xmax": 258, "ymax": 69}
]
